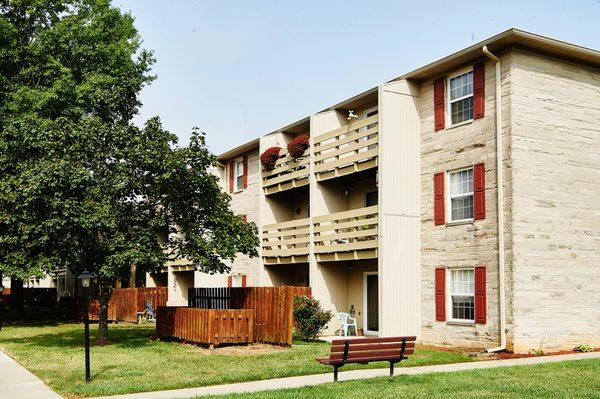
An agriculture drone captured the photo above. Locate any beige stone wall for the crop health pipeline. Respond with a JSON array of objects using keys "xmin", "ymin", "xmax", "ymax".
[
  {"xmin": 509, "ymin": 50, "xmax": 600, "ymax": 352},
  {"xmin": 419, "ymin": 53, "xmax": 514, "ymax": 349},
  {"xmin": 221, "ymin": 148, "xmax": 262, "ymax": 286}
]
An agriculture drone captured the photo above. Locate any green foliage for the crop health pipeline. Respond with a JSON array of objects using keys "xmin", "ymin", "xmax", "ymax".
[
  {"xmin": 293, "ymin": 295, "xmax": 333, "ymax": 341},
  {"xmin": 574, "ymin": 344, "xmax": 593, "ymax": 353},
  {"xmin": 0, "ymin": 0, "xmax": 259, "ymax": 337}
]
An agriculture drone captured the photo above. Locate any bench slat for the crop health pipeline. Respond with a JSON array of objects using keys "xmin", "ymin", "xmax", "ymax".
[
  {"xmin": 329, "ymin": 348, "xmax": 414, "ymax": 361},
  {"xmin": 331, "ymin": 342, "xmax": 415, "ymax": 352},
  {"xmin": 330, "ymin": 336, "xmax": 416, "ymax": 345}
]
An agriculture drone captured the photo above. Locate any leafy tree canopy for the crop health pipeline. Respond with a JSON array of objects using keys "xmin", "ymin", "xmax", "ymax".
[{"xmin": 0, "ymin": 0, "xmax": 259, "ymax": 336}]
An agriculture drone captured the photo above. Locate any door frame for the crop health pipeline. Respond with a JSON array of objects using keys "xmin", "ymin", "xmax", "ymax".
[{"xmin": 363, "ymin": 271, "xmax": 379, "ymax": 335}]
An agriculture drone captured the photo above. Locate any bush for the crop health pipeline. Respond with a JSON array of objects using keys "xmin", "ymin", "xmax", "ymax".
[
  {"xmin": 574, "ymin": 344, "xmax": 594, "ymax": 353},
  {"xmin": 293, "ymin": 295, "xmax": 332, "ymax": 341},
  {"xmin": 260, "ymin": 146, "xmax": 281, "ymax": 169},
  {"xmin": 287, "ymin": 135, "xmax": 309, "ymax": 159}
]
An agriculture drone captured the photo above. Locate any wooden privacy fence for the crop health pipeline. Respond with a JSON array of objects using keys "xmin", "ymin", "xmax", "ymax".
[
  {"xmin": 188, "ymin": 286, "xmax": 311, "ymax": 346},
  {"xmin": 1, "ymin": 288, "xmax": 57, "ymax": 308},
  {"xmin": 88, "ymin": 287, "xmax": 167, "ymax": 323},
  {"xmin": 156, "ymin": 307, "xmax": 253, "ymax": 347}
]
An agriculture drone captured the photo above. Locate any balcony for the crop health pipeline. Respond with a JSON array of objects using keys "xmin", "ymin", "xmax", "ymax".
[
  {"xmin": 313, "ymin": 115, "xmax": 378, "ymax": 181},
  {"xmin": 262, "ymin": 218, "xmax": 310, "ymax": 264},
  {"xmin": 262, "ymin": 153, "xmax": 309, "ymax": 195},
  {"xmin": 313, "ymin": 206, "xmax": 378, "ymax": 262}
]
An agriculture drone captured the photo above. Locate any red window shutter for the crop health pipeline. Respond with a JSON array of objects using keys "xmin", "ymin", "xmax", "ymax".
[
  {"xmin": 475, "ymin": 266, "xmax": 487, "ymax": 324},
  {"xmin": 241, "ymin": 275, "xmax": 247, "ymax": 287},
  {"xmin": 473, "ymin": 62, "xmax": 485, "ymax": 119},
  {"xmin": 434, "ymin": 172, "xmax": 445, "ymax": 225},
  {"xmin": 242, "ymin": 155, "xmax": 248, "ymax": 189},
  {"xmin": 227, "ymin": 276, "xmax": 232, "ymax": 287},
  {"xmin": 473, "ymin": 163, "xmax": 486, "ymax": 220},
  {"xmin": 434, "ymin": 78, "xmax": 445, "ymax": 131},
  {"xmin": 228, "ymin": 160, "xmax": 234, "ymax": 193},
  {"xmin": 435, "ymin": 268, "xmax": 446, "ymax": 321}
]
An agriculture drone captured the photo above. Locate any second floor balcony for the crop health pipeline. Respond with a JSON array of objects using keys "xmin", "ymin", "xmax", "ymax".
[
  {"xmin": 262, "ymin": 218, "xmax": 310, "ymax": 264},
  {"xmin": 313, "ymin": 205, "xmax": 379, "ymax": 262}
]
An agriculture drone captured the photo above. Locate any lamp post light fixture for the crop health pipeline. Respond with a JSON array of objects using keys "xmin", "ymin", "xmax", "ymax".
[{"xmin": 78, "ymin": 270, "xmax": 93, "ymax": 383}]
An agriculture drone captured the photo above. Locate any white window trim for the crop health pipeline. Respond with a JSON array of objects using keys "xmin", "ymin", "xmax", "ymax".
[
  {"xmin": 446, "ymin": 166, "xmax": 474, "ymax": 224},
  {"xmin": 447, "ymin": 267, "xmax": 475, "ymax": 323},
  {"xmin": 446, "ymin": 66, "xmax": 474, "ymax": 127},
  {"xmin": 233, "ymin": 158, "xmax": 244, "ymax": 192}
]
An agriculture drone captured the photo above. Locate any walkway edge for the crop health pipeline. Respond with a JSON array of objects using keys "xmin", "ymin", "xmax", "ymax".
[
  {"xmin": 0, "ymin": 348, "xmax": 63, "ymax": 399},
  {"xmin": 91, "ymin": 351, "xmax": 600, "ymax": 399}
]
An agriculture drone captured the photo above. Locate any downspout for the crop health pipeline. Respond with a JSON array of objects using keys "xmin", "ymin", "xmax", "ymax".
[{"xmin": 482, "ymin": 46, "xmax": 506, "ymax": 353}]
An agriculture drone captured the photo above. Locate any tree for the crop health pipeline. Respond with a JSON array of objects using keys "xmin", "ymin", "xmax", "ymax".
[{"xmin": 0, "ymin": 0, "xmax": 259, "ymax": 340}]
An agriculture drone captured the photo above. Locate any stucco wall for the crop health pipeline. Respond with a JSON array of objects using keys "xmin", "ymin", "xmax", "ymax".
[{"xmin": 510, "ymin": 50, "xmax": 600, "ymax": 352}]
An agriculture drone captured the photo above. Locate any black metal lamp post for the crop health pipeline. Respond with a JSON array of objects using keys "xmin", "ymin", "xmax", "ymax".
[{"xmin": 78, "ymin": 270, "xmax": 93, "ymax": 383}]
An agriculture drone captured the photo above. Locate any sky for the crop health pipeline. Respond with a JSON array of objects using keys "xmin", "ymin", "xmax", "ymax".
[{"xmin": 115, "ymin": 0, "xmax": 600, "ymax": 155}]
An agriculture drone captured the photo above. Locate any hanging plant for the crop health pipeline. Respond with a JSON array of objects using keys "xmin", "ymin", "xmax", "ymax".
[
  {"xmin": 260, "ymin": 146, "xmax": 281, "ymax": 169},
  {"xmin": 287, "ymin": 134, "xmax": 310, "ymax": 159}
]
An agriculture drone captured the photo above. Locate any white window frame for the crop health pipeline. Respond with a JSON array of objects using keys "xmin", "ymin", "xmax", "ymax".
[
  {"xmin": 446, "ymin": 66, "xmax": 474, "ymax": 127},
  {"xmin": 446, "ymin": 166, "xmax": 474, "ymax": 223},
  {"xmin": 233, "ymin": 158, "xmax": 244, "ymax": 192},
  {"xmin": 447, "ymin": 267, "xmax": 475, "ymax": 323}
]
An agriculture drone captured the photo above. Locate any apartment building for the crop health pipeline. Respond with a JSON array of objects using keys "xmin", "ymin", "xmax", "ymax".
[{"xmin": 169, "ymin": 29, "xmax": 600, "ymax": 353}]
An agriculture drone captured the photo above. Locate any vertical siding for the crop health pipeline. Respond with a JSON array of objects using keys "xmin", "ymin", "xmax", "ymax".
[{"xmin": 378, "ymin": 80, "xmax": 422, "ymax": 337}]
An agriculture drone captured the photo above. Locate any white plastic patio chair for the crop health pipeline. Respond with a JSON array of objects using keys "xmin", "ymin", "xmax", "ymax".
[{"xmin": 337, "ymin": 312, "xmax": 358, "ymax": 337}]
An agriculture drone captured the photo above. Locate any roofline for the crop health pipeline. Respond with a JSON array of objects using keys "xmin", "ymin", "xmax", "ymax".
[
  {"xmin": 391, "ymin": 28, "xmax": 600, "ymax": 82},
  {"xmin": 217, "ymin": 138, "xmax": 260, "ymax": 161}
]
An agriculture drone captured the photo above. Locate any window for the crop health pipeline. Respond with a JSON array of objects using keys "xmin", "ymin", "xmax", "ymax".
[
  {"xmin": 234, "ymin": 159, "xmax": 244, "ymax": 191},
  {"xmin": 448, "ymin": 269, "xmax": 475, "ymax": 321},
  {"xmin": 448, "ymin": 70, "xmax": 473, "ymax": 125},
  {"xmin": 365, "ymin": 191, "xmax": 378, "ymax": 207},
  {"xmin": 448, "ymin": 168, "xmax": 473, "ymax": 222}
]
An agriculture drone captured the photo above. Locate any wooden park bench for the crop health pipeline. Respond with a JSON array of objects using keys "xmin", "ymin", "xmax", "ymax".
[{"xmin": 316, "ymin": 336, "xmax": 416, "ymax": 382}]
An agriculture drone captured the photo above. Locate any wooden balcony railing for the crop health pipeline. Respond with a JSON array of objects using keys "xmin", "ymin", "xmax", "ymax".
[
  {"xmin": 262, "ymin": 218, "xmax": 310, "ymax": 264},
  {"xmin": 313, "ymin": 115, "xmax": 378, "ymax": 181},
  {"xmin": 313, "ymin": 206, "xmax": 378, "ymax": 261},
  {"xmin": 262, "ymin": 153, "xmax": 309, "ymax": 195}
]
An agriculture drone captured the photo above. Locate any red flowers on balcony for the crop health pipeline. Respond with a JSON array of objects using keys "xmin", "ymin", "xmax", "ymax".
[
  {"xmin": 287, "ymin": 134, "xmax": 309, "ymax": 159},
  {"xmin": 260, "ymin": 146, "xmax": 281, "ymax": 169}
]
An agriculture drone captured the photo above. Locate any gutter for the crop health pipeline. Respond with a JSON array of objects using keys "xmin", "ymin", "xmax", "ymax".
[{"xmin": 482, "ymin": 46, "xmax": 506, "ymax": 353}]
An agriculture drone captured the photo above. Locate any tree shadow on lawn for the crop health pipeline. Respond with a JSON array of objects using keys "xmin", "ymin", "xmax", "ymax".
[{"xmin": 0, "ymin": 322, "xmax": 156, "ymax": 350}]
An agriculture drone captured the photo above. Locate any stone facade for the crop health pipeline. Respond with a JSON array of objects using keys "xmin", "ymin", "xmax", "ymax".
[
  {"xmin": 419, "ymin": 55, "xmax": 512, "ymax": 349},
  {"xmin": 509, "ymin": 50, "xmax": 600, "ymax": 352},
  {"xmin": 221, "ymin": 148, "xmax": 262, "ymax": 286}
]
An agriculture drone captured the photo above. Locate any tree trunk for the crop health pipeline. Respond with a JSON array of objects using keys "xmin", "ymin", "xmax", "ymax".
[
  {"xmin": 10, "ymin": 278, "xmax": 24, "ymax": 318},
  {"xmin": 98, "ymin": 283, "xmax": 111, "ymax": 343}
]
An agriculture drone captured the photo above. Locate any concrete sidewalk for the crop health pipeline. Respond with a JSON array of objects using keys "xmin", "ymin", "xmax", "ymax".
[
  {"xmin": 0, "ymin": 349, "xmax": 62, "ymax": 399},
  {"xmin": 92, "ymin": 351, "xmax": 600, "ymax": 399}
]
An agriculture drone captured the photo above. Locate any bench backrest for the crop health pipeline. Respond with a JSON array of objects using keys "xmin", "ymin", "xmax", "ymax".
[{"xmin": 328, "ymin": 336, "xmax": 416, "ymax": 363}]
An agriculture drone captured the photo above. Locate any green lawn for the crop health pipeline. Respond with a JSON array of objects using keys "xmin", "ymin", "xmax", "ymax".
[
  {"xmin": 0, "ymin": 322, "xmax": 472, "ymax": 398},
  {"xmin": 203, "ymin": 359, "xmax": 600, "ymax": 399}
]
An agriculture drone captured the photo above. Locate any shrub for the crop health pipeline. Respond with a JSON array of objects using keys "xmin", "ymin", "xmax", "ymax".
[
  {"xmin": 293, "ymin": 295, "xmax": 333, "ymax": 341},
  {"xmin": 287, "ymin": 135, "xmax": 309, "ymax": 159},
  {"xmin": 260, "ymin": 146, "xmax": 281, "ymax": 169},
  {"xmin": 574, "ymin": 344, "xmax": 593, "ymax": 353}
]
